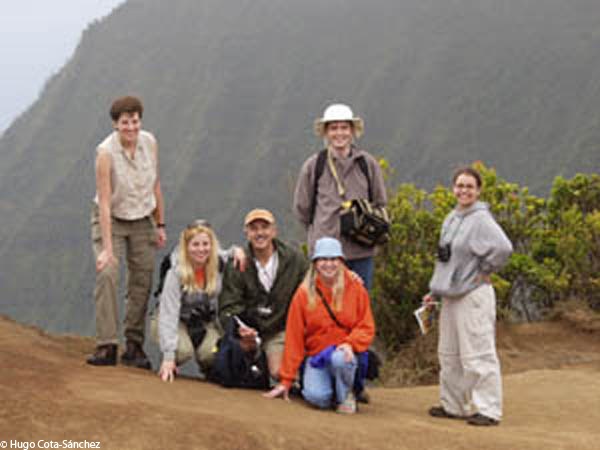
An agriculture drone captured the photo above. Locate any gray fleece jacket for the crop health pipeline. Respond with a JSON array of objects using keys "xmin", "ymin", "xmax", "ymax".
[{"xmin": 429, "ymin": 201, "xmax": 513, "ymax": 299}]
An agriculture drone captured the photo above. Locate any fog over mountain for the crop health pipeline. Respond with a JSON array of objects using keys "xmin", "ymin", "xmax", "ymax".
[{"xmin": 0, "ymin": 0, "xmax": 598, "ymax": 334}]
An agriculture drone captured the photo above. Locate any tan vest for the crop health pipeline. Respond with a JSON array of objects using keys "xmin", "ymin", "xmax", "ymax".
[{"xmin": 94, "ymin": 130, "xmax": 157, "ymax": 220}]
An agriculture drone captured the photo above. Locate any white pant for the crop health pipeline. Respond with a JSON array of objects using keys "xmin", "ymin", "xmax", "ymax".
[{"xmin": 438, "ymin": 284, "xmax": 502, "ymax": 420}]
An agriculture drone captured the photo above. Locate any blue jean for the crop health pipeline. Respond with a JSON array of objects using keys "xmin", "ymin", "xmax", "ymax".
[
  {"xmin": 302, "ymin": 349, "xmax": 357, "ymax": 408},
  {"xmin": 346, "ymin": 256, "xmax": 374, "ymax": 293}
]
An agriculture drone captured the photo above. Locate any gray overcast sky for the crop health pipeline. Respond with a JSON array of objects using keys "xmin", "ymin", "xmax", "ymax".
[{"xmin": 0, "ymin": 0, "xmax": 126, "ymax": 133}]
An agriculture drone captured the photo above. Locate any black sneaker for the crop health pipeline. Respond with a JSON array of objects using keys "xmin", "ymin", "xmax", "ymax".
[
  {"xmin": 467, "ymin": 413, "xmax": 500, "ymax": 426},
  {"xmin": 356, "ymin": 389, "xmax": 371, "ymax": 404},
  {"xmin": 121, "ymin": 340, "xmax": 152, "ymax": 370},
  {"xmin": 288, "ymin": 381, "xmax": 303, "ymax": 398},
  {"xmin": 428, "ymin": 406, "xmax": 466, "ymax": 420},
  {"xmin": 86, "ymin": 344, "xmax": 117, "ymax": 366}
]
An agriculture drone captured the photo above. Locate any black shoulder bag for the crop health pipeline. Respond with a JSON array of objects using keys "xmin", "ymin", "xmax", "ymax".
[
  {"xmin": 208, "ymin": 316, "xmax": 270, "ymax": 390},
  {"xmin": 311, "ymin": 148, "xmax": 390, "ymax": 247}
]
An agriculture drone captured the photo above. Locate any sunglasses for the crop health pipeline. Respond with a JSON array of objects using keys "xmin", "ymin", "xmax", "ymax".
[{"xmin": 186, "ymin": 219, "xmax": 212, "ymax": 230}]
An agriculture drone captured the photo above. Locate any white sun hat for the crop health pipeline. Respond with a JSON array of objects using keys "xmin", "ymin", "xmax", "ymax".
[{"xmin": 314, "ymin": 103, "xmax": 364, "ymax": 138}]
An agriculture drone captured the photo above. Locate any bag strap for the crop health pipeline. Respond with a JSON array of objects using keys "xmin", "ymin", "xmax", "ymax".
[
  {"xmin": 316, "ymin": 286, "xmax": 350, "ymax": 333},
  {"xmin": 326, "ymin": 149, "xmax": 347, "ymax": 198},
  {"xmin": 440, "ymin": 215, "xmax": 465, "ymax": 246},
  {"xmin": 309, "ymin": 148, "xmax": 372, "ymax": 224}
]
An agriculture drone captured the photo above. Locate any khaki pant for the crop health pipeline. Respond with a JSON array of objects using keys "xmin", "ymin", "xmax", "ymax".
[
  {"xmin": 263, "ymin": 331, "xmax": 286, "ymax": 380},
  {"xmin": 91, "ymin": 206, "xmax": 157, "ymax": 346},
  {"xmin": 150, "ymin": 314, "xmax": 221, "ymax": 371},
  {"xmin": 438, "ymin": 284, "xmax": 503, "ymax": 421}
]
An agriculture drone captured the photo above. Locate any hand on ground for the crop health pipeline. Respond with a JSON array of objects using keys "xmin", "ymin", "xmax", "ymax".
[
  {"xmin": 159, "ymin": 360, "xmax": 177, "ymax": 383},
  {"xmin": 263, "ymin": 384, "xmax": 289, "ymax": 401}
]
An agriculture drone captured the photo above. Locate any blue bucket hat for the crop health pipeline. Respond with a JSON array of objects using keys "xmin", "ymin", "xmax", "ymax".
[{"xmin": 312, "ymin": 237, "xmax": 345, "ymax": 261}]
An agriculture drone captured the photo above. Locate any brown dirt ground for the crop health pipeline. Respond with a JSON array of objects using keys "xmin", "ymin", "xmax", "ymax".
[{"xmin": 1, "ymin": 314, "xmax": 599, "ymax": 450}]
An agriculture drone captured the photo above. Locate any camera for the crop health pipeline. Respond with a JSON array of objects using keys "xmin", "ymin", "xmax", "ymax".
[
  {"xmin": 184, "ymin": 314, "xmax": 207, "ymax": 349},
  {"xmin": 192, "ymin": 301, "xmax": 214, "ymax": 323},
  {"xmin": 437, "ymin": 243, "xmax": 452, "ymax": 262}
]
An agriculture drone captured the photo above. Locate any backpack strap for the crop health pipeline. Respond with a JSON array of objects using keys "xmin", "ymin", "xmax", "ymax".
[
  {"xmin": 309, "ymin": 149, "xmax": 372, "ymax": 225},
  {"xmin": 154, "ymin": 246, "xmax": 176, "ymax": 298},
  {"xmin": 309, "ymin": 149, "xmax": 328, "ymax": 225},
  {"xmin": 355, "ymin": 155, "xmax": 373, "ymax": 202}
]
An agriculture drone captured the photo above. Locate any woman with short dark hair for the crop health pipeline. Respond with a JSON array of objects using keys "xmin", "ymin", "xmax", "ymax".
[{"xmin": 87, "ymin": 95, "xmax": 166, "ymax": 368}]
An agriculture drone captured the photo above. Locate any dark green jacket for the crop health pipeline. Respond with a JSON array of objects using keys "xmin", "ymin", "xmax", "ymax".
[{"xmin": 218, "ymin": 238, "xmax": 308, "ymax": 340}]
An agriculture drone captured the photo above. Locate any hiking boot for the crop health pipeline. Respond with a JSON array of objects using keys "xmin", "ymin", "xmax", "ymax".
[
  {"xmin": 336, "ymin": 392, "xmax": 357, "ymax": 415},
  {"xmin": 356, "ymin": 389, "xmax": 370, "ymax": 404},
  {"xmin": 428, "ymin": 405, "xmax": 466, "ymax": 420},
  {"xmin": 121, "ymin": 340, "xmax": 152, "ymax": 370},
  {"xmin": 288, "ymin": 380, "xmax": 303, "ymax": 398},
  {"xmin": 467, "ymin": 413, "xmax": 499, "ymax": 426},
  {"xmin": 86, "ymin": 344, "xmax": 117, "ymax": 366}
]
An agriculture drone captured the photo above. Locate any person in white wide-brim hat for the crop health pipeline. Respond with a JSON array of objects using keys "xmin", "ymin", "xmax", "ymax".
[
  {"xmin": 313, "ymin": 103, "xmax": 365, "ymax": 139},
  {"xmin": 293, "ymin": 103, "xmax": 387, "ymax": 292}
]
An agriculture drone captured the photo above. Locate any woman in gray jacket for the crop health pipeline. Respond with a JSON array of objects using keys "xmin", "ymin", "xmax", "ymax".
[
  {"xmin": 424, "ymin": 167, "xmax": 513, "ymax": 426},
  {"xmin": 151, "ymin": 222, "xmax": 244, "ymax": 382}
]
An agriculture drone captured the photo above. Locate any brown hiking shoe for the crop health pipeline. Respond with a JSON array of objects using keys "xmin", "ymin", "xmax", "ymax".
[
  {"xmin": 467, "ymin": 413, "xmax": 500, "ymax": 426},
  {"xmin": 428, "ymin": 406, "xmax": 466, "ymax": 420},
  {"xmin": 121, "ymin": 340, "xmax": 152, "ymax": 370},
  {"xmin": 86, "ymin": 344, "xmax": 117, "ymax": 366}
]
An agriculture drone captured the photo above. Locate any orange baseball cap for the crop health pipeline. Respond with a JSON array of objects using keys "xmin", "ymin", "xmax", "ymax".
[{"xmin": 244, "ymin": 208, "xmax": 276, "ymax": 226}]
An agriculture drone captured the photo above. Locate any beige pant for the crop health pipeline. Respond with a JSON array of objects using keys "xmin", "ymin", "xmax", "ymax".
[
  {"xmin": 438, "ymin": 284, "xmax": 503, "ymax": 421},
  {"xmin": 262, "ymin": 331, "xmax": 286, "ymax": 379},
  {"xmin": 91, "ymin": 207, "xmax": 157, "ymax": 346},
  {"xmin": 150, "ymin": 314, "xmax": 221, "ymax": 371}
]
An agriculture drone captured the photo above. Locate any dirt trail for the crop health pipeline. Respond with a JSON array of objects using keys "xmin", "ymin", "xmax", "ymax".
[{"xmin": 1, "ymin": 315, "xmax": 599, "ymax": 450}]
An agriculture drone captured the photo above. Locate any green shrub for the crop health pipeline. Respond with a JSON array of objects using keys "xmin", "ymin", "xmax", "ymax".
[{"xmin": 374, "ymin": 162, "xmax": 600, "ymax": 350}]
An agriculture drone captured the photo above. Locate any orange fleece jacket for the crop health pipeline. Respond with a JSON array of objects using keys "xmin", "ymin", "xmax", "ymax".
[{"xmin": 279, "ymin": 269, "xmax": 375, "ymax": 389}]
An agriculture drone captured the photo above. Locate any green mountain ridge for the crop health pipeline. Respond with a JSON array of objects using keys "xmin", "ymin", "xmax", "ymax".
[{"xmin": 0, "ymin": 0, "xmax": 598, "ymax": 334}]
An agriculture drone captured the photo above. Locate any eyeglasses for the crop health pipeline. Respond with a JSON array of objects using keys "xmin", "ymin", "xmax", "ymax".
[{"xmin": 454, "ymin": 183, "xmax": 477, "ymax": 190}]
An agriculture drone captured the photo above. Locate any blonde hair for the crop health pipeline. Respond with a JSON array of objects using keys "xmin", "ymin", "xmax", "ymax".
[
  {"xmin": 302, "ymin": 261, "xmax": 345, "ymax": 312},
  {"xmin": 177, "ymin": 225, "xmax": 220, "ymax": 295}
]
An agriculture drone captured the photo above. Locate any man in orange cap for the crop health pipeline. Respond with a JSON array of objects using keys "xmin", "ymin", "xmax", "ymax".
[{"xmin": 219, "ymin": 208, "xmax": 308, "ymax": 383}]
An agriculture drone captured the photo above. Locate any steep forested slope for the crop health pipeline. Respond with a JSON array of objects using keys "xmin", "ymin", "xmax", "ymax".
[{"xmin": 0, "ymin": 0, "xmax": 599, "ymax": 333}]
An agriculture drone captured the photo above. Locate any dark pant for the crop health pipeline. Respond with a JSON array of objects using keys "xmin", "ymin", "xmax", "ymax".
[
  {"xmin": 346, "ymin": 256, "xmax": 374, "ymax": 293},
  {"xmin": 346, "ymin": 256, "xmax": 374, "ymax": 393}
]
